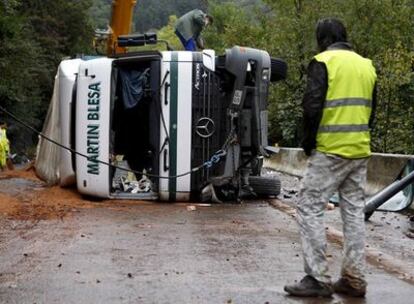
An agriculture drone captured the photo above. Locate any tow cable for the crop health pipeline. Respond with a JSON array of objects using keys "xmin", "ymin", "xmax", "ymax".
[{"xmin": 0, "ymin": 105, "xmax": 230, "ymax": 179}]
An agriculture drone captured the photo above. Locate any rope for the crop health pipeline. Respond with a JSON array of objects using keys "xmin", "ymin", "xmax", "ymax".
[{"xmin": 0, "ymin": 105, "xmax": 227, "ymax": 179}]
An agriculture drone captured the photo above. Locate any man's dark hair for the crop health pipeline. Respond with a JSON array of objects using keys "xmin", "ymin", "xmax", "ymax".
[
  {"xmin": 206, "ymin": 15, "xmax": 213, "ymax": 25},
  {"xmin": 316, "ymin": 18, "xmax": 347, "ymax": 52}
]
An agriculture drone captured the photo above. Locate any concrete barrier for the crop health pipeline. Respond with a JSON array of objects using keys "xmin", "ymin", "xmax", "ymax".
[{"xmin": 264, "ymin": 148, "xmax": 414, "ymax": 210}]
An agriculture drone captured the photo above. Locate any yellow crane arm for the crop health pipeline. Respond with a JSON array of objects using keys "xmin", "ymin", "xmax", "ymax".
[{"xmin": 107, "ymin": 0, "xmax": 137, "ymax": 55}]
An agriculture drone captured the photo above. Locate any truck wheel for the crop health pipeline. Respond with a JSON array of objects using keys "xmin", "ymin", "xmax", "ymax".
[{"xmin": 248, "ymin": 175, "xmax": 281, "ymax": 197}]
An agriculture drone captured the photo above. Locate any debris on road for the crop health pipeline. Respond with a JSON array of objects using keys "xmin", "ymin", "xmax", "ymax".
[
  {"xmin": 186, "ymin": 205, "xmax": 197, "ymax": 211},
  {"xmin": 326, "ymin": 202, "xmax": 335, "ymax": 210},
  {"xmin": 405, "ymin": 216, "xmax": 414, "ymax": 239},
  {"xmin": 0, "ymin": 168, "xmax": 153, "ymax": 222},
  {"xmin": 197, "ymin": 203, "xmax": 211, "ymax": 207}
]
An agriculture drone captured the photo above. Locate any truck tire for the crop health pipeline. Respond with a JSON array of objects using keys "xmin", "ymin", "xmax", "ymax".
[{"xmin": 248, "ymin": 175, "xmax": 281, "ymax": 197}]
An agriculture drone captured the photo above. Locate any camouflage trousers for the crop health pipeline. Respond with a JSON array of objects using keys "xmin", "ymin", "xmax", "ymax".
[{"xmin": 296, "ymin": 151, "xmax": 368, "ymax": 288}]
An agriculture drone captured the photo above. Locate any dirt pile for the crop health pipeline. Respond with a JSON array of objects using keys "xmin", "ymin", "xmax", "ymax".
[{"xmin": 0, "ymin": 167, "xmax": 95, "ymax": 221}]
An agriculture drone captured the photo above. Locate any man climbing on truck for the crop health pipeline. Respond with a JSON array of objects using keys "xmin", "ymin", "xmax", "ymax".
[{"xmin": 174, "ymin": 9, "xmax": 213, "ymax": 51}]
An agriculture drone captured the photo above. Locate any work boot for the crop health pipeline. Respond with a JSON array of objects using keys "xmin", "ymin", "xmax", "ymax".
[
  {"xmin": 284, "ymin": 275, "xmax": 333, "ymax": 297},
  {"xmin": 333, "ymin": 278, "xmax": 366, "ymax": 297}
]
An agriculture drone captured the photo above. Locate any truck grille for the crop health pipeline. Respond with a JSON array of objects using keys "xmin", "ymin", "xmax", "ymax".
[{"xmin": 190, "ymin": 56, "xmax": 226, "ymax": 194}]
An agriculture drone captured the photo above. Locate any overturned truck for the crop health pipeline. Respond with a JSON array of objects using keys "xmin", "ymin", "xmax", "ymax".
[{"xmin": 38, "ymin": 36, "xmax": 287, "ymax": 202}]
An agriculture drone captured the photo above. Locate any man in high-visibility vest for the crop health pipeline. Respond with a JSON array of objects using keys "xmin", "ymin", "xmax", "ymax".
[
  {"xmin": 0, "ymin": 122, "xmax": 12, "ymax": 171},
  {"xmin": 284, "ymin": 18, "xmax": 377, "ymax": 298}
]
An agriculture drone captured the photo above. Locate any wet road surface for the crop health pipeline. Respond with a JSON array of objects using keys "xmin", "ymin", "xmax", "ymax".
[{"xmin": 1, "ymin": 198, "xmax": 413, "ymax": 303}]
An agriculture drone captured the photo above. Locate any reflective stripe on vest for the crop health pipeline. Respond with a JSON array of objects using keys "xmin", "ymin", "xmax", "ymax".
[
  {"xmin": 324, "ymin": 98, "xmax": 371, "ymax": 108},
  {"xmin": 314, "ymin": 49, "xmax": 377, "ymax": 159},
  {"xmin": 318, "ymin": 124, "xmax": 369, "ymax": 133}
]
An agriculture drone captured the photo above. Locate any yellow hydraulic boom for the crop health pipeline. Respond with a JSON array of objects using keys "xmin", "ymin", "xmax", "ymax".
[{"xmin": 107, "ymin": 0, "xmax": 137, "ymax": 55}]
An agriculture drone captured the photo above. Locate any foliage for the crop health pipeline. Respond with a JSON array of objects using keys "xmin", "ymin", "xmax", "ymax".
[
  {"xmin": 0, "ymin": 0, "xmax": 94, "ymax": 152},
  {"xmin": 205, "ymin": 0, "xmax": 414, "ymax": 153},
  {"xmin": 373, "ymin": 42, "xmax": 414, "ymax": 153},
  {"xmin": 127, "ymin": 16, "xmax": 182, "ymax": 52},
  {"xmin": 90, "ymin": 0, "xmax": 111, "ymax": 29},
  {"xmin": 1, "ymin": 0, "xmax": 414, "ymax": 155},
  {"xmin": 88, "ymin": 0, "xmax": 207, "ymax": 32},
  {"xmin": 134, "ymin": 0, "xmax": 206, "ymax": 32},
  {"xmin": 157, "ymin": 16, "xmax": 183, "ymax": 51},
  {"xmin": 0, "ymin": 0, "xmax": 45, "ymax": 151},
  {"xmin": 19, "ymin": 0, "xmax": 94, "ymax": 148},
  {"xmin": 19, "ymin": 0, "xmax": 94, "ymax": 67}
]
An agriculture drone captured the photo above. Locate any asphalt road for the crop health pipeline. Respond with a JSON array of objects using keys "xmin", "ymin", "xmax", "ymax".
[{"xmin": 1, "ymin": 197, "xmax": 413, "ymax": 303}]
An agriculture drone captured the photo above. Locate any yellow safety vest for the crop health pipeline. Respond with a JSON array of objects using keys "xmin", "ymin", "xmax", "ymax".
[
  {"xmin": 0, "ymin": 128, "xmax": 8, "ymax": 168},
  {"xmin": 314, "ymin": 49, "xmax": 377, "ymax": 158}
]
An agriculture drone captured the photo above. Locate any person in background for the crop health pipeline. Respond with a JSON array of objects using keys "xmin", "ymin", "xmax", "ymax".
[
  {"xmin": 0, "ymin": 121, "xmax": 14, "ymax": 171},
  {"xmin": 174, "ymin": 9, "xmax": 213, "ymax": 51},
  {"xmin": 284, "ymin": 18, "xmax": 377, "ymax": 298}
]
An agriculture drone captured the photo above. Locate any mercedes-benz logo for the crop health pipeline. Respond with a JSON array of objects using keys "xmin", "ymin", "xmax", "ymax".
[{"xmin": 195, "ymin": 117, "xmax": 215, "ymax": 138}]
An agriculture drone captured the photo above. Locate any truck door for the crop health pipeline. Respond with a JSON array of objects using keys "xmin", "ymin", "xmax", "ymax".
[{"xmin": 76, "ymin": 58, "xmax": 114, "ymax": 197}]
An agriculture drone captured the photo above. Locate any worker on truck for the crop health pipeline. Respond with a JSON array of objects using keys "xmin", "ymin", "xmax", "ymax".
[
  {"xmin": 284, "ymin": 18, "xmax": 377, "ymax": 298},
  {"xmin": 174, "ymin": 9, "xmax": 213, "ymax": 51}
]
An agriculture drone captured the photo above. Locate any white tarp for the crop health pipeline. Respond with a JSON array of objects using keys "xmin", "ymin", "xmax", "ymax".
[{"xmin": 34, "ymin": 73, "xmax": 61, "ymax": 185}]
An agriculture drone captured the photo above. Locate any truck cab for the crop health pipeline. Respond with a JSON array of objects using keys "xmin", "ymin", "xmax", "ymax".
[{"xmin": 57, "ymin": 38, "xmax": 286, "ymax": 202}]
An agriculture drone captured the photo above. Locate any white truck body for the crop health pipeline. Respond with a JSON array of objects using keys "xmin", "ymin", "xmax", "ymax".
[
  {"xmin": 58, "ymin": 59, "xmax": 82, "ymax": 186},
  {"xmin": 58, "ymin": 51, "xmax": 220, "ymax": 200},
  {"xmin": 54, "ymin": 46, "xmax": 285, "ymax": 201}
]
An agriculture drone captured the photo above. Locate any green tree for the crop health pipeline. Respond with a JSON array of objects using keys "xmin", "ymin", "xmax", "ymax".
[
  {"xmin": 157, "ymin": 15, "xmax": 183, "ymax": 50},
  {"xmin": 18, "ymin": 0, "xmax": 94, "ymax": 113},
  {"xmin": 1, "ymin": 0, "xmax": 95, "ymax": 153},
  {"xmin": 90, "ymin": 0, "xmax": 111, "ymax": 29},
  {"xmin": 206, "ymin": 0, "xmax": 414, "ymax": 153},
  {"xmin": 134, "ymin": 0, "xmax": 206, "ymax": 32},
  {"xmin": 0, "ymin": 0, "xmax": 45, "ymax": 151},
  {"xmin": 20, "ymin": 0, "xmax": 94, "ymax": 66},
  {"xmin": 344, "ymin": 0, "xmax": 414, "ymax": 154}
]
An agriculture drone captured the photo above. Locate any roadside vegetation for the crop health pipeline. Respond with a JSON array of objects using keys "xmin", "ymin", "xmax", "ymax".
[
  {"xmin": 203, "ymin": 0, "xmax": 414, "ymax": 154},
  {"xmin": 0, "ymin": 0, "xmax": 413, "ymax": 155},
  {"xmin": 0, "ymin": 0, "xmax": 93, "ymax": 154}
]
